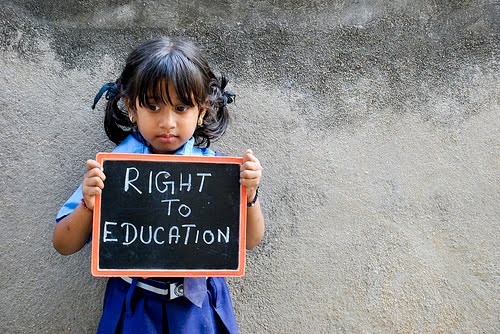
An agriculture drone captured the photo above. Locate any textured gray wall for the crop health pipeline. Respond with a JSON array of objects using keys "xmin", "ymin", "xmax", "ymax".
[{"xmin": 1, "ymin": 0, "xmax": 498, "ymax": 333}]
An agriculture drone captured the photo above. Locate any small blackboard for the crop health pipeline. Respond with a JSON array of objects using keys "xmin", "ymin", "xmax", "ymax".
[{"xmin": 91, "ymin": 153, "xmax": 246, "ymax": 277}]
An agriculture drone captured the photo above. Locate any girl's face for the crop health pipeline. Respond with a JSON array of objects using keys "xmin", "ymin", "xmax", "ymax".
[{"xmin": 130, "ymin": 84, "xmax": 205, "ymax": 154}]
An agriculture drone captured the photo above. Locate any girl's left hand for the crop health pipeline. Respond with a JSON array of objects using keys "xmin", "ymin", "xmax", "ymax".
[{"xmin": 240, "ymin": 149, "xmax": 263, "ymax": 204}]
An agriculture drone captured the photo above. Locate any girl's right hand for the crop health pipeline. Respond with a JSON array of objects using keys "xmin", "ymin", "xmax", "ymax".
[{"xmin": 82, "ymin": 159, "xmax": 106, "ymax": 210}]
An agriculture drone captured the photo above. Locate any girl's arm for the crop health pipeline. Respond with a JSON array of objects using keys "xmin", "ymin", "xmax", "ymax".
[
  {"xmin": 240, "ymin": 150, "xmax": 265, "ymax": 249},
  {"xmin": 53, "ymin": 160, "xmax": 105, "ymax": 255}
]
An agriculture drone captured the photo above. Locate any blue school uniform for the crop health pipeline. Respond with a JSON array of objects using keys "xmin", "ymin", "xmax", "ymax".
[{"xmin": 56, "ymin": 132, "xmax": 239, "ymax": 334}]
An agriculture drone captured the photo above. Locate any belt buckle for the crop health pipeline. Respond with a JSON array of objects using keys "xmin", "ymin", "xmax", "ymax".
[{"xmin": 169, "ymin": 282, "xmax": 184, "ymax": 300}]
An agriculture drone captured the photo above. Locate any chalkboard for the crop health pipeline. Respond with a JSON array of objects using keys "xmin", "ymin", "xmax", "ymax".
[{"xmin": 91, "ymin": 153, "xmax": 246, "ymax": 277}]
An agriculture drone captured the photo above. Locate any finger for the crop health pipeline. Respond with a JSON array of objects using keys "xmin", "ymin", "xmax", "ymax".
[
  {"xmin": 241, "ymin": 167, "xmax": 262, "ymax": 178},
  {"xmin": 84, "ymin": 187, "xmax": 102, "ymax": 197},
  {"xmin": 242, "ymin": 149, "xmax": 258, "ymax": 163},
  {"xmin": 84, "ymin": 176, "xmax": 105, "ymax": 190},
  {"xmin": 86, "ymin": 159, "xmax": 102, "ymax": 171},
  {"xmin": 85, "ymin": 167, "xmax": 106, "ymax": 181},
  {"xmin": 240, "ymin": 159, "xmax": 263, "ymax": 171},
  {"xmin": 241, "ymin": 161, "xmax": 258, "ymax": 171},
  {"xmin": 240, "ymin": 170, "xmax": 261, "ymax": 181}
]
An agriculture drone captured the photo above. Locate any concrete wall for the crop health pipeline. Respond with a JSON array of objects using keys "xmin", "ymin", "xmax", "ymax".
[{"xmin": 1, "ymin": 0, "xmax": 498, "ymax": 332}]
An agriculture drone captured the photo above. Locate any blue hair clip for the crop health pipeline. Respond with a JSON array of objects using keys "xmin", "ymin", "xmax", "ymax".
[
  {"xmin": 92, "ymin": 82, "xmax": 118, "ymax": 109},
  {"xmin": 221, "ymin": 90, "xmax": 236, "ymax": 106},
  {"xmin": 219, "ymin": 75, "xmax": 235, "ymax": 106}
]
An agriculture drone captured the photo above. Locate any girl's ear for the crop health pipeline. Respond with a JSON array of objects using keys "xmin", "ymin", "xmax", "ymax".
[
  {"xmin": 129, "ymin": 112, "xmax": 136, "ymax": 124},
  {"xmin": 198, "ymin": 109, "xmax": 206, "ymax": 127},
  {"xmin": 126, "ymin": 98, "xmax": 137, "ymax": 123},
  {"xmin": 199, "ymin": 98, "xmax": 209, "ymax": 117}
]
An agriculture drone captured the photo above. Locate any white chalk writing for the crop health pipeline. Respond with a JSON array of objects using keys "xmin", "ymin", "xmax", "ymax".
[
  {"xmin": 102, "ymin": 221, "xmax": 230, "ymax": 246},
  {"xmin": 123, "ymin": 168, "xmax": 212, "ymax": 196}
]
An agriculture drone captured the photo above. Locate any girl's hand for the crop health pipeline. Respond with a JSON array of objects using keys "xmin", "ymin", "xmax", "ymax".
[
  {"xmin": 240, "ymin": 149, "xmax": 263, "ymax": 204},
  {"xmin": 82, "ymin": 159, "xmax": 106, "ymax": 210}
]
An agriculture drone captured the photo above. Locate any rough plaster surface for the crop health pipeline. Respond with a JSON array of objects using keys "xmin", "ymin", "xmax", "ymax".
[{"xmin": 0, "ymin": 0, "xmax": 498, "ymax": 333}]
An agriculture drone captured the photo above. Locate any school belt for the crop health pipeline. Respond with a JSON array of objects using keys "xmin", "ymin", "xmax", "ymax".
[{"xmin": 121, "ymin": 277, "xmax": 185, "ymax": 300}]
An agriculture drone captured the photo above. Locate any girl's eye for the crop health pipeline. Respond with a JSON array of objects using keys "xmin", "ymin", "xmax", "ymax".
[
  {"xmin": 175, "ymin": 106, "xmax": 188, "ymax": 112},
  {"xmin": 147, "ymin": 104, "xmax": 160, "ymax": 111}
]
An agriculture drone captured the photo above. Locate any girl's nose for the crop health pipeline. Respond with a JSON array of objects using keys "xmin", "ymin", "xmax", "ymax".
[{"xmin": 159, "ymin": 109, "xmax": 175, "ymax": 129}]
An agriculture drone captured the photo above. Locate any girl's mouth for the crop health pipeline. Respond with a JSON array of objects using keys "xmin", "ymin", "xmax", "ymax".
[{"xmin": 158, "ymin": 134, "xmax": 176, "ymax": 143}]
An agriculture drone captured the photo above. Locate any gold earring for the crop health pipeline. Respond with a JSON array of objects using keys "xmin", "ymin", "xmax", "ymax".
[
  {"xmin": 198, "ymin": 117, "xmax": 204, "ymax": 126},
  {"xmin": 130, "ymin": 116, "xmax": 135, "ymax": 123}
]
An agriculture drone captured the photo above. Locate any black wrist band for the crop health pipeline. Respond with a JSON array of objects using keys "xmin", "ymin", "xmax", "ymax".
[{"xmin": 247, "ymin": 187, "xmax": 259, "ymax": 207}]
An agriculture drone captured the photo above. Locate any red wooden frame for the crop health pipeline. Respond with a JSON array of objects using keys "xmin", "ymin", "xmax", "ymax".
[{"xmin": 91, "ymin": 153, "xmax": 247, "ymax": 277}]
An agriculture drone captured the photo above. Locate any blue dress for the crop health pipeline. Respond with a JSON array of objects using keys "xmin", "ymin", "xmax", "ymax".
[{"xmin": 56, "ymin": 133, "xmax": 239, "ymax": 334}]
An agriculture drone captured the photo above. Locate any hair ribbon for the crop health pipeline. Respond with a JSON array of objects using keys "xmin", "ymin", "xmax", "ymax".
[
  {"xmin": 221, "ymin": 90, "xmax": 236, "ymax": 106},
  {"xmin": 219, "ymin": 75, "xmax": 236, "ymax": 107},
  {"xmin": 92, "ymin": 82, "xmax": 118, "ymax": 109}
]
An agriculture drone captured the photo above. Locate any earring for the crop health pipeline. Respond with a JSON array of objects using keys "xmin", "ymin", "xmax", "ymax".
[
  {"xmin": 198, "ymin": 117, "xmax": 204, "ymax": 127},
  {"xmin": 129, "ymin": 116, "xmax": 135, "ymax": 123}
]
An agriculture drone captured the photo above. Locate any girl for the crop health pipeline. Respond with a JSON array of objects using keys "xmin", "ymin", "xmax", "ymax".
[{"xmin": 53, "ymin": 37, "xmax": 264, "ymax": 334}]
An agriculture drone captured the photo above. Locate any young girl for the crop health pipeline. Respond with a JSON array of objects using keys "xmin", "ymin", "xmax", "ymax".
[{"xmin": 53, "ymin": 37, "xmax": 264, "ymax": 333}]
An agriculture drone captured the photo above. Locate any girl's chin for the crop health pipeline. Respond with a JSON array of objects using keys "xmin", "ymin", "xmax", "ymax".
[{"xmin": 150, "ymin": 143, "xmax": 182, "ymax": 154}]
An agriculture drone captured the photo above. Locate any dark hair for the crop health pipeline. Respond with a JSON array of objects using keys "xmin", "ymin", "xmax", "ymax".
[{"xmin": 100, "ymin": 37, "xmax": 233, "ymax": 147}]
